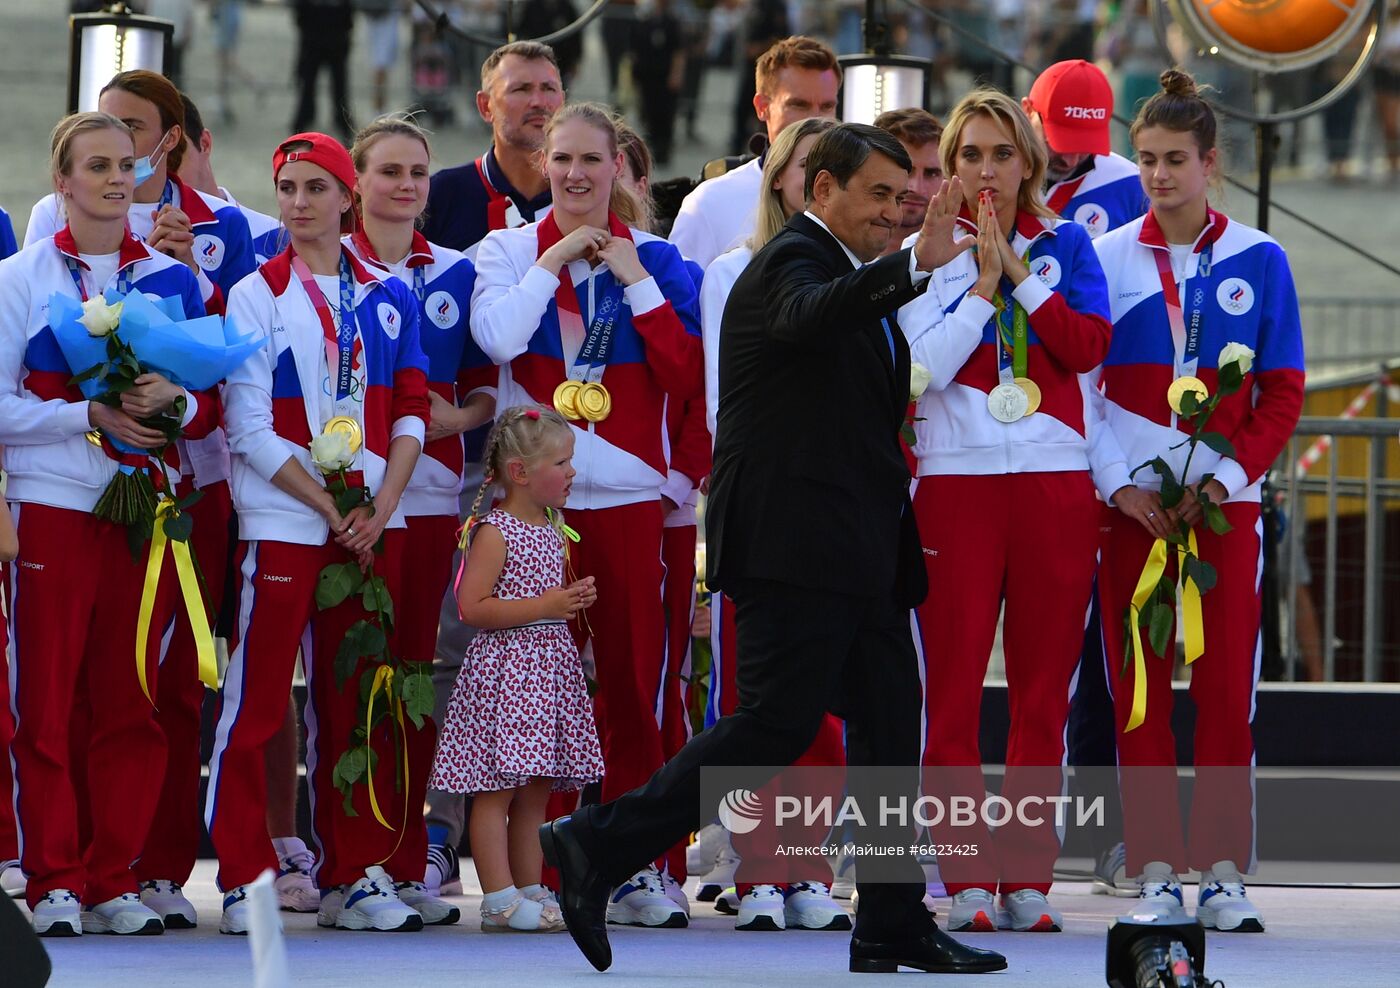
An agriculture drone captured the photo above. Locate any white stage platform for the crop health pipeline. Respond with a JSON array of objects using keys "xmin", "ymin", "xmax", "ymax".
[{"xmin": 21, "ymin": 861, "xmax": 1398, "ymax": 987}]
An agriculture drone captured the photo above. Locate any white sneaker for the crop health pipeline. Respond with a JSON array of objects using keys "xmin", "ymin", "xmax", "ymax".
[
  {"xmin": 660, "ymin": 869, "xmax": 691, "ymax": 917},
  {"xmin": 335, "ymin": 867, "xmax": 423, "ymax": 932},
  {"xmin": 1129, "ymin": 863, "xmax": 1189, "ymax": 922},
  {"xmin": 695, "ymin": 839, "xmax": 739, "ymax": 902},
  {"xmin": 686, "ymin": 823, "xmax": 727, "ymax": 877},
  {"xmin": 947, "ymin": 887, "xmax": 997, "ymax": 932},
  {"xmin": 1, "ymin": 859, "xmax": 26, "ymax": 899},
  {"xmin": 424, "ymin": 842, "xmax": 461, "ymax": 897},
  {"xmin": 395, "ymin": 880, "xmax": 461, "ymax": 926},
  {"xmin": 32, "ymin": 888, "xmax": 81, "ymax": 937},
  {"xmin": 996, "ymin": 889, "xmax": 1062, "ymax": 932},
  {"xmin": 81, "ymin": 892, "xmax": 164, "ymax": 935},
  {"xmin": 317, "ymin": 887, "xmax": 344, "ymax": 928},
  {"xmin": 713, "ymin": 886, "xmax": 739, "ymax": 914},
  {"xmin": 219, "ymin": 884, "xmax": 252, "ymax": 935},
  {"xmin": 783, "ymin": 881, "xmax": 851, "ymax": 931},
  {"xmin": 606, "ymin": 866, "xmax": 688, "ymax": 928},
  {"xmin": 1196, "ymin": 861, "xmax": 1264, "ymax": 932},
  {"xmin": 275, "ymin": 839, "xmax": 320, "ymax": 913},
  {"xmin": 139, "ymin": 879, "xmax": 197, "ymax": 929},
  {"xmin": 1091, "ymin": 842, "xmax": 1141, "ymax": 897},
  {"xmin": 734, "ymin": 884, "xmax": 785, "ymax": 931}
]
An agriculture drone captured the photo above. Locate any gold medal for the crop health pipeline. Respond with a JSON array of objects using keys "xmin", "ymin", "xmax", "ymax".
[
  {"xmin": 86, "ymin": 430, "xmax": 103, "ymax": 447},
  {"xmin": 553, "ymin": 380, "xmax": 583, "ymax": 420},
  {"xmin": 1167, "ymin": 376, "xmax": 1209, "ymax": 415},
  {"xmin": 325, "ymin": 415, "xmax": 363, "ymax": 453},
  {"xmin": 576, "ymin": 382, "xmax": 611, "ymax": 423},
  {"xmin": 1014, "ymin": 377, "xmax": 1041, "ymax": 416}
]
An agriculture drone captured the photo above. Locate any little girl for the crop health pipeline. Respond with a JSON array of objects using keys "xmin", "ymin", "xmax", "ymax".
[{"xmin": 430, "ymin": 404, "xmax": 603, "ymax": 932}]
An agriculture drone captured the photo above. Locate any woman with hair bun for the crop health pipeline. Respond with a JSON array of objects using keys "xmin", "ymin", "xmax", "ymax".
[
  {"xmin": 471, "ymin": 101, "xmax": 703, "ymax": 929},
  {"xmin": 1090, "ymin": 68, "xmax": 1304, "ymax": 933}
]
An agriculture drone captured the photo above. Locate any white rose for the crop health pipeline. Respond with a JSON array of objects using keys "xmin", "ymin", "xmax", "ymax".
[
  {"xmin": 310, "ymin": 430, "xmax": 355, "ymax": 474},
  {"xmin": 909, "ymin": 361, "xmax": 933, "ymax": 401},
  {"xmin": 1218, "ymin": 342, "xmax": 1255, "ymax": 375},
  {"xmin": 78, "ymin": 297, "xmax": 123, "ymax": 337}
]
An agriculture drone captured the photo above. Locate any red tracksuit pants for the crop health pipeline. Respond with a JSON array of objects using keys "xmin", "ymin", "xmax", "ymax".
[
  {"xmin": 913, "ymin": 472, "xmax": 1099, "ymax": 896},
  {"xmin": 710, "ymin": 591, "xmax": 847, "ymax": 893},
  {"xmin": 382, "ymin": 513, "xmax": 457, "ymax": 882},
  {"xmin": 658, "ymin": 522, "xmax": 697, "ymax": 882},
  {"xmin": 0, "ymin": 587, "xmax": 14, "ymax": 862},
  {"xmin": 8, "ymin": 503, "xmax": 177, "ymax": 909},
  {"xmin": 138, "ymin": 480, "xmax": 231, "ymax": 884},
  {"xmin": 206, "ymin": 531, "xmax": 424, "ymax": 891},
  {"xmin": 1097, "ymin": 501, "xmax": 1261, "ymax": 876}
]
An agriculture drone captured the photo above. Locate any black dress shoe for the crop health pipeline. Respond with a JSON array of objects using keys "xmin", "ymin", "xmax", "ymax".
[
  {"xmin": 850, "ymin": 927, "xmax": 1009, "ymax": 974},
  {"xmin": 539, "ymin": 816, "xmax": 613, "ymax": 971}
]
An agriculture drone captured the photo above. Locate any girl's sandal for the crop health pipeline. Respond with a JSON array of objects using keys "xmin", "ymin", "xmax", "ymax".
[{"xmin": 480, "ymin": 894, "xmax": 566, "ymax": 933}]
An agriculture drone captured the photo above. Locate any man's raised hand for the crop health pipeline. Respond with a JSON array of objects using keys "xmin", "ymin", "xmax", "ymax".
[{"xmin": 913, "ymin": 175, "xmax": 976, "ymax": 273}]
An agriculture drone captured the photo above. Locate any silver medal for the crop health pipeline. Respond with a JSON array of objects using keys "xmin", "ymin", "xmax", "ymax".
[{"xmin": 987, "ymin": 382, "xmax": 1029, "ymax": 423}]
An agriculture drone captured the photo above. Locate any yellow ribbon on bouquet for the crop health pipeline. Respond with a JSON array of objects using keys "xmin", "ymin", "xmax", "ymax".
[
  {"xmin": 363, "ymin": 665, "xmax": 413, "ymax": 866},
  {"xmin": 1125, "ymin": 529, "xmax": 1205, "ymax": 733},
  {"xmin": 135, "ymin": 499, "xmax": 218, "ymax": 704}
]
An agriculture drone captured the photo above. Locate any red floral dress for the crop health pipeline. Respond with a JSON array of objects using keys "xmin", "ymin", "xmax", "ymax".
[{"xmin": 429, "ymin": 509, "xmax": 604, "ymax": 794}]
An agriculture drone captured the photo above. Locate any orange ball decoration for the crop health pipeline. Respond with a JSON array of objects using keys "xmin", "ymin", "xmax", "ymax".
[{"xmin": 1193, "ymin": 0, "xmax": 1360, "ymax": 55}]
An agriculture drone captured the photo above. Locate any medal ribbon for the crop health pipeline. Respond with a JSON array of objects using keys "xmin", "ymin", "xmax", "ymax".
[
  {"xmin": 1125, "ymin": 529, "xmax": 1206, "ymax": 732},
  {"xmin": 1152, "ymin": 240, "xmax": 1213, "ymax": 383},
  {"xmin": 476, "ymin": 155, "xmax": 525, "ymax": 231},
  {"xmin": 291, "ymin": 251, "xmax": 362, "ymax": 402},
  {"xmin": 537, "ymin": 211, "xmax": 633, "ymax": 386},
  {"xmin": 135, "ymin": 498, "xmax": 218, "ymax": 705},
  {"xmin": 991, "ymin": 246, "xmax": 1033, "ymax": 382},
  {"xmin": 63, "ymin": 254, "xmax": 133, "ymax": 301}
]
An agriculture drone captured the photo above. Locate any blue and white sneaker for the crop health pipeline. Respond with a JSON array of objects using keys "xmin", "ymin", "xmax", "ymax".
[
  {"xmin": 695, "ymin": 838, "xmax": 738, "ymax": 902},
  {"xmin": 1092, "ymin": 842, "xmax": 1141, "ymax": 897},
  {"xmin": 220, "ymin": 884, "xmax": 252, "ymax": 935},
  {"xmin": 395, "ymin": 880, "xmax": 461, "ymax": 926},
  {"xmin": 783, "ymin": 881, "xmax": 852, "ymax": 931},
  {"xmin": 274, "ymin": 838, "xmax": 320, "ymax": 913},
  {"xmin": 1197, "ymin": 861, "xmax": 1264, "ymax": 932},
  {"xmin": 606, "ymin": 866, "xmax": 688, "ymax": 928},
  {"xmin": 32, "ymin": 889, "xmax": 81, "ymax": 937},
  {"xmin": 81, "ymin": 892, "xmax": 164, "ymax": 935},
  {"xmin": 735, "ymin": 884, "xmax": 785, "ymax": 931},
  {"xmin": 140, "ymin": 879, "xmax": 197, "ymax": 929},
  {"xmin": 335, "ymin": 867, "xmax": 422, "ymax": 932},
  {"xmin": 1127, "ymin": 862, "xmax": 1188, "ymax": 922},
  {"xmin": 660, "ymin": 868, "xmax": 691, "ymax": 917},
  {"xmin": 1, "ymin": 859, "xmax": 26, "ymax": 899}
]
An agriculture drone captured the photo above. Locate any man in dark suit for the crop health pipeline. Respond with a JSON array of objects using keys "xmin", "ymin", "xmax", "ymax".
[{"xmin": 541, "ymin": 125, "xmax": 1005, "ymax": 975}]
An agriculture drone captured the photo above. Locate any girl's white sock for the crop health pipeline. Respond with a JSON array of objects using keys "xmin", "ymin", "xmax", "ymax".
[
  {"xmin": 518, "ymin": 883, "xmax": 548, "ymax": 900},
  {"xmin": 482, "ymin": 884, "xmax": 520, "ymax": 913}
]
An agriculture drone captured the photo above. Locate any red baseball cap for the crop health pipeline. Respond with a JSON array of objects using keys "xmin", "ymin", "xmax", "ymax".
[
  {"xmin": 1027, "ymin": 60, "xmax": 1113, "ymax": 157},
  {"xmin": 273, "ymin": 132, "xmax": 357, "ymax": 191}
]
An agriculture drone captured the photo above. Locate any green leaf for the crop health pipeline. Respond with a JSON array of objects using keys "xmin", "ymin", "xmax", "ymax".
[
  {"xmin": 1159, "ymin": 470, "xmax": 1184, "ymax": 510},
  {"xmin": 335, "ymin": 486, "xmax": 367, "ymax": 516},
  {"xmin": 357, "ymin": 621, "xmax": 387, "ymax": 657},
  {"xmin": 900, "ymin": 423, "xmax": 916, "ymax": 445},
  {"xmin": 333, "ymin": 745, "xmax": 368, "ymax": 787},
  {"xmin": 1218, "ymin": 360, "xmax": 1244, "ymax": 393},
  {"xmin": 401, "ymin": 670, "xmax": 435, "ymax": 730},
  {"xmin": 1148, "ymin": 602, "xmax": 1174, "ymax": 660},
  {"xmin": 162, "ymin": 509, "xmax": 194, "ymax": 544},
  {"xmin": 68, "ymin": 362, "xmax": 108, "ymax": 387},
  {"xmin": 335, "ymin": 634, "xmax": 362, "ymax": 689},
  {"xmin": 1198, "ymin": 431, "xmax": 1237, "ymax": 459},
  {"xmin": 316, "ymin": 562, "xmax": 363, "ymax": 610},
  {"xmin": 1184, "ymin": 555, "xmax": 1217, "ymax": 593},
  {"xmin": 342, "ymin": 791, "xmax": 358, "ymax": 817},
  {"xmin": 361, "ymin": 576, "xmax": 395, "ymax": 627},
  {"xmin": 1178, "ymin": 388, "xmax": 1201, "ymax": 417},
  {"xmin": 175, "ymin": 488, "xmax": 205, "ymax": 512},
  {"xmin": 1203, "ymin": 501, "xmax": 1233, "ymax": 536}
]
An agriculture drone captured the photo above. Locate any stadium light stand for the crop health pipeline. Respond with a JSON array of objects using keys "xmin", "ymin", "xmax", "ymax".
[{"xmin": 68, "ymin": 2, "xmax": 174, "ymax": 113}]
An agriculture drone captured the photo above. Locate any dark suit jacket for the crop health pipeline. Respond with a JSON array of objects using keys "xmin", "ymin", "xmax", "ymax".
[{"xmin": 706, "ymin": 212, "xmax": 928, "ymax": 608}]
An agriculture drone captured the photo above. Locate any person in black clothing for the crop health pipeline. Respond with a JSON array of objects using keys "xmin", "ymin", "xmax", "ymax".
[
  {"xmin": 539, "ymin": 124, "xmax": 1009, "ymax": 977},
  {"xmin": 630, "ymin": 0, "xmax": 685, "ymax": 166},
  {"xmin": 291, "ymin": 0, "xmax": 356, "ymax": 142},
  {"xmin": 731, "ymin": 0, "xmax": 789, "ymax": 154}
]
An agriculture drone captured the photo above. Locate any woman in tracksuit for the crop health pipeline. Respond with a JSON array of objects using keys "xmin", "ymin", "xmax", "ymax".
[
  {"xmin": 1090, "ymin": 70, "xmax": 1304, "ymax": 933},
  {"xmin": 208, "ymin": 132, "xmax": 431, "ymax": 935},
  {"xmin": 471, "ymin": 102, "xmax": 703, "ymax": 929},
  {"xmin": 897, "ymin": 89, "xmax": 1112, "ymax": 934},
  {"xmin": 0, "ymin": 112, "xmax": 215, "ymax": 937},
  {"xmin": 343, "ymin": 115, "xmax": 497, "ymax": 926}
]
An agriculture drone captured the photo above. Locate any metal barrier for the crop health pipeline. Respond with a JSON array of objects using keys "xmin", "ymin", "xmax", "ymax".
[
  {"xmin": 1299, "ymin": 298, "xmax": 1400, "ymax": 366},
  {"xmin": 1275, "ymin": 409, "xmax": 1399, "ymax": 682}
]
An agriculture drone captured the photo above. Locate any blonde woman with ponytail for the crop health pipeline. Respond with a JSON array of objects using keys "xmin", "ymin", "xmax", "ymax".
[
  {"xmin": 430, "ymin": 404, "xmax": 602, "ymax": 932},
  {"xmin": 470, "ymin": 101, "xmax": 703, "ymax": 927}
]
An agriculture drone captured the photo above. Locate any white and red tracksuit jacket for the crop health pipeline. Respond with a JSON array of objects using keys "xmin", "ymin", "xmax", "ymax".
[
  {"xmin": 1088, "ymin": 209, "xmax": 1306, "ymax": 504},
  {"xmin": 897, "ymin": 211, "xmax": 1112, "ymax": 476},
  {"xmin": 222, "ymin": 245, "xmax": 430, "ymax": 545},
  {"xmin": 0, "ymin": 229, "xmax": 218, "ymax": 509},
  {"xmin": 344, "ymin": 229, "xmax": 491, "ymax": 518},
  {"xmin": 470, "ymin": 211, "xmax": 704, "ymax": 509},
  {"xmin": 1046, "ymin": 151, "xmax": 1146, "ymax": 239}
]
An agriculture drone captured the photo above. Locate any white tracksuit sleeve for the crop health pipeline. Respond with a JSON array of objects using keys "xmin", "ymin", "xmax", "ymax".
[
  {"xmin": 0, "ymin": 263, "xmax": 92, "ymax": 445},
  {"xmin": 469, "ymin": 230, "xmax": 560, "ymax": 365},
  {"xmin": 700, "ymin": 266, "xmax": 726, "ymax": 439},
  {"xmin": 898, "ymin": 284, "xmax": 994, "ymax": 392},
  {"xmin": 1085, "ymin": 367, "xmax": 1134, "ymax": 504},
  {"xmin": 222, "ymin": 281, "xmax": 304, "ymax": 483}
]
